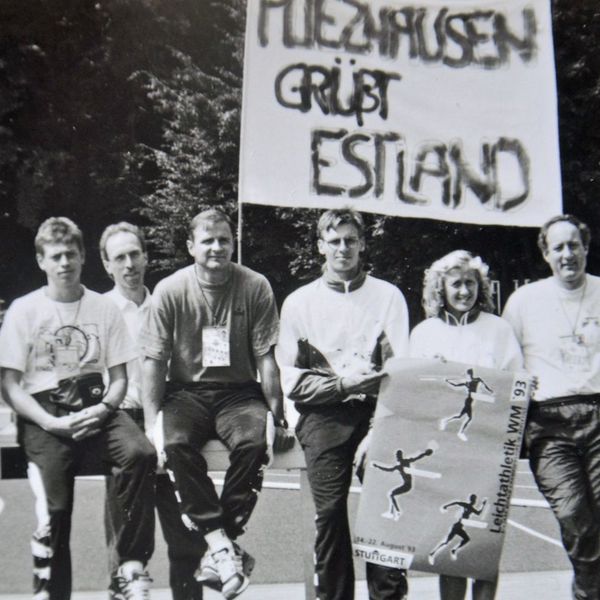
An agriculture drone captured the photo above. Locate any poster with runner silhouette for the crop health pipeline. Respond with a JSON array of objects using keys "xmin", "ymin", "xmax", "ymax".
[{"xmin": 353, "ymin": 357, "xmax": 531, "ymax": 581}]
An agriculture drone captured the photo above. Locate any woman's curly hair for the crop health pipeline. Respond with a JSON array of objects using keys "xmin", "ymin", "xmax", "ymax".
[{"xmin": 421, "ymin": 250, "xmax": 495, "ymax": 319}]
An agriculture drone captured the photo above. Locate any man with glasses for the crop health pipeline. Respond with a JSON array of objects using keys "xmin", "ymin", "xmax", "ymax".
[
  {"xmin": 276, "ymin": 208, "xmax": 410, "ymax": 600},
  {"xmin": 100, "ymin": 222, "xmax": 204, "ymax": 600}
]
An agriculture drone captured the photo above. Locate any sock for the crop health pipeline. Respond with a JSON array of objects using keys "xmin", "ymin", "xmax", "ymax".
[
  {"xmin": 204, "ymin": 528, "xmax": 234, "ymax": 554},
  {"xmin": 118, "ymin": 560, "xmax": 145, "ymax": 579}
]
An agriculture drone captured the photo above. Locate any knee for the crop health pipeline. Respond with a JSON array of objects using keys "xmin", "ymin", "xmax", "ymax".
[
  {"xmin": 163, "ymin": 438, "xmax": 196, "ymax": 462},
  {"xmin": 137, "ymin": 436, "xmax": 158, "ymax": 463},
  {"xmin": 554, "ymin": 497, "xmax": 591, "ymax": 533},
  {"xmin": 231, "ymin": 435, "xmax": 268, "ymax": 461},
  {"xmin": 123, "ymin": 440, "xmax": 157, "ymax": 472}
]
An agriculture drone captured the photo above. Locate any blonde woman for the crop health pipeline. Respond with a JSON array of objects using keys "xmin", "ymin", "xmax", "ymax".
[{"xmin": 409, "ymin": 250, "xmax": 523, "ymax": 600}]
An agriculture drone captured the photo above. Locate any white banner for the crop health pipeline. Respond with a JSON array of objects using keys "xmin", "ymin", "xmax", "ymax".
[{"xmin": 239, "ymin": 0, "xmax": 561, "ymax": 226}]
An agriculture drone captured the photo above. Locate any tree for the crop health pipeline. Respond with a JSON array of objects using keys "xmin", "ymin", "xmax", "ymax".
[{"xmin": 1, "ymin": 0, "xmax": 599, "ymax": 318}]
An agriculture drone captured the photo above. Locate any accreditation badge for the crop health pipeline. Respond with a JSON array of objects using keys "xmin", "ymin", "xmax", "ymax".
[
  {"xmin": 202, "ymin": 326, "xmax": 231, "ymax": 367},
  {"xmin": 54, "ymin": 346, "xmax": 81, "ymax": 379}
]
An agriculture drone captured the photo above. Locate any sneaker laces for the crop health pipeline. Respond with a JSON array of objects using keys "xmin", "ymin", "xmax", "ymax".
[
  {"xmin": 212, "ymin": 546, "xmax": 243, "ymax": 583},
  {"xmin": 116, "ymin": 571, "xmax": 152, "ymax": 600}
]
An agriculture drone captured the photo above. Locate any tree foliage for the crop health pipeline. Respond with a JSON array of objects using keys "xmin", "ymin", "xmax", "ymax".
[{"xmin": 1, "ymin": 0, "xmax": 599, "ymax": 322}]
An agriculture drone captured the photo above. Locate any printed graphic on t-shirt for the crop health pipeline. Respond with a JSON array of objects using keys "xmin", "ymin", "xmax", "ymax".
[
  {"xmin": 581, "ymin": 316, "xmax": 600, "ymax": 350},
  {"xmin": 35, "ymin": 324, "xmax": 101, "ymax": 375},
  {"xmin": 557, "ymin": 314, "xmax": 600, "ymax": 373},
  {"xmin": 559, "ymin": 334, "xmax": 591, "ymax": 373}
]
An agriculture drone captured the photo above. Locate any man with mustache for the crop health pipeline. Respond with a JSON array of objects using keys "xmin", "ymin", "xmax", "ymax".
[
  {"xmin": 503, "ymin": 215, "xmax": 600, "ymax": 600},
  {"xmin": 100, "ymin": 222, "xmax": 204, "ymax": 600},
  {"xmin": 140, "ymin": 208, "xmax": 292, "ymax": 599}
]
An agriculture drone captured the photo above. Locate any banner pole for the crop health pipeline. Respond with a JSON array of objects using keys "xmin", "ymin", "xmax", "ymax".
[{"xmin": 237, "ymin": 201, "xmax": 243, "ymax": 265}]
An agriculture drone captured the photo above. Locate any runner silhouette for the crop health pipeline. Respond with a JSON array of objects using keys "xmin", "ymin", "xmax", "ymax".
[
  {"xmin": 428, "ymin": 494, "xmax": 488, "ymax": 564},
  {"xmin": 441, "ymin": 369, "xmax": 494, "ymax": 441}
]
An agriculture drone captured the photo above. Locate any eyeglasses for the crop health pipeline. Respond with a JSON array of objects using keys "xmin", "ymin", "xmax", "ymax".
[{"xmin": 320, "ymin": 237, "xmax": 361, "ymax": 249}]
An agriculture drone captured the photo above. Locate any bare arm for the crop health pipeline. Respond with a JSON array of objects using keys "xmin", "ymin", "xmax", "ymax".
[
  {"xmin": 480, "ymin": 380, "xmax": 494, "ymax": 394},
  {"xmin": 102, "ymin": 363, "xmax": 128, "ymax": 410},
  {"xmin": 1, "ymin": 368, "xmax": 108, "ymax": 440},
  {"xmin": 256, "ymin": 348, "xmax": 295, "ymax": 453},
  {"xmin": 408, "ymin": 448, "xmax": 434, "ymax": 463},
  {"xmin": 445, "ymin": 379, "xmax": 464, "ymax": 389},
  {"xmin": 1, "ymin": 367, "xmax": 57, "ymax": 429},
  {"xmin": 256, "ymin": 347, "xmax": 284, "ymax": 420},
  {"xmin": 474, "ymin": 498, "xmax": 488, "ymax": 515},
  {"xmin": 142, "ymin": 356, "xmax": 168, "ymax": 435}
]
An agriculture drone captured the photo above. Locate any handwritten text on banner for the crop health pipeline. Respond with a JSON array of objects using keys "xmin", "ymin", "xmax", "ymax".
[{"xmin": 239, "ymin": 0, "xmax": 561, "ymax": 226}]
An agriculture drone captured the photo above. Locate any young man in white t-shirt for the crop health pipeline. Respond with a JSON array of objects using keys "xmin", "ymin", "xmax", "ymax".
[
  {"xmin": 0, "ymin": 217, "xmax": 156, "ymax": 600},
  {"xmin": 503, "ymin": 214, "xmax": 600, "ymax": 600}
]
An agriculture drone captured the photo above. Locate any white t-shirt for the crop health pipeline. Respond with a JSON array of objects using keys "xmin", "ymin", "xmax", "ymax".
[
  {"xmin": 409, "ymin": 311, "xmax": 523, "ymax": 371},
  {"xmin": 502, "ymin": 274, "xmax": 600, "ymax": 401},
  {"xmin": 0, "ymin": 286, "xmax": 136, "ymax": 394},
  {"xmin": 104, "ymin": 287, "xmax": 150, "ymax": 409}
]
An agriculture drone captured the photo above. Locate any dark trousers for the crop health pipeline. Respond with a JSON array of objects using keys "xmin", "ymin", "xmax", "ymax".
[
  {"xmin": 162, "ymin": 381, "xmax": 268, "ymax": 540},
  {"xmin": 297, "ymin": 405, "xmax": 408, "ymax": 600},
  {"xmin": 19, "ymin": 410, "xmax": 156, "ymax": 600},
  {"xmin": 105, "ymin": 408, "xmax": 205, "ymax": 600},
  {"xmin": 526, "ymin": 395, "xmax": 600, "ymax": 600}
]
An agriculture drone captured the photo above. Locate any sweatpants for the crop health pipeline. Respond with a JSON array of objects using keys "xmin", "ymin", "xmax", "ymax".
[
  {"xmin": 18, "ymin": 409, "xmax": 156, "ymax": 600},
  {"xmin": 105, "ymin": 408, "xmax": 205, "ymax": 600},
  {"xmin": 297, "ymin": 404, "xmax": 408, "ymax": 600},
  {"xmin": 526, "ymin": 394, "xmax": 600, "ymax": 600},
  {"xmin": 161, "ymin": 381, "xmax": 269, "ymax": 540}
]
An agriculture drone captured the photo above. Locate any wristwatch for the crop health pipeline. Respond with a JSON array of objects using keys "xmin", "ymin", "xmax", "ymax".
[{"xmin": 274, "ymin": 417, "xmax": 289, "ymax": 429}]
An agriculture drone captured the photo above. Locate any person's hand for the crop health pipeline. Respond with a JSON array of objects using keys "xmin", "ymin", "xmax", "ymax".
[
  {"xmin": 145, "ymin": 412, "xmax": 167, "ymax": 469},
  {"xmin": 354, "ymin": 430, "xmax": 372, "ymax": 480},
  {"xmin": 45, "ymin": 406, "xmax": 107, "ymax": 441},
  {"xmin": 265, "ymin": 412, "xmax": 275, "ymax": 467},
  {"xmin": 341, "ymin": 371, "xmax": 388, "ymax": 398},
  {"xmin": 273, "ymin": 423, "xmax": 295, "ymax": 453}
]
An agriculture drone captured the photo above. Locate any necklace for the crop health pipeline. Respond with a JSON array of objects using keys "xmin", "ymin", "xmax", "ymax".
[
  {"xmin": 195, "ymin": 269, "xmax": 231, "ymax": 326},
  {"xmin": 52, "ymin": 287, "xmax": 84, "ymax": 327},
  {"xmin": 557, "ymin": 278, "xmax": 586, "ymax": 339}
]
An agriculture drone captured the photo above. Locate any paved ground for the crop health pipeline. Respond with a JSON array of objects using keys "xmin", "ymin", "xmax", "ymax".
[
  {"xmin": 0, "ymin": 571, "xmax": 574, "ymax": 599},
  {"xmin": 1, "ymin": 408, "xmax": 572, "ymax": 598}
]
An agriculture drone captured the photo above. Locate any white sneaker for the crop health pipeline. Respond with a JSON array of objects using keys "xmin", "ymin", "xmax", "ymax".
[
  {"xmin": 194, "ymin": 549, "xmax": 221, "ymax": 589},
  {"xmin": 195, "ymin": 543, "xmax": 255, "ymax": 592},
  {"xmin": 211, "ymin": 546, "xmax": 250, "ymax": 599},
  {"xmin": 110, "ymin": 566, "xmax": 152, "ymax": 600}
]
